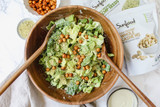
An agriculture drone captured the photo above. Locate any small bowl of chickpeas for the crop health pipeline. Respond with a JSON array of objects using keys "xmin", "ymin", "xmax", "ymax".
[{"xmin": 24, "ymin": 0, "xmax": 61, "ymax": 15}]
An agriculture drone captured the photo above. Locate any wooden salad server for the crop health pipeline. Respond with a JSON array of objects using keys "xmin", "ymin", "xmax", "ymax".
[
  {"xmin": 100, "ymin": 43, "xmax": 156, "ymax": 107},
  {"xmin": 0, "ymin": 25, "xmax": 56, "ymax": 95}
]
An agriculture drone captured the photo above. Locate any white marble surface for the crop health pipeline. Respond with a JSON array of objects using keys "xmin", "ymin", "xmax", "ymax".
[{"xmin": 0, "ymin": 0, "xmax": 160, "ymax": 107}]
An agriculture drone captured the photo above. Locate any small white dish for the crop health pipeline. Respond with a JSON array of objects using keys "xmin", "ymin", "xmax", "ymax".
[
  {"xmin": 17, "ymin": 18, "xmax": 36, "ymax": 40},
  {"xmin": 140, "ymin": 43, "xmax": 158, "ymax": 54},
  {"xmin": 107, "ymin": 87, "xmax": 138, "ymax": 107}
]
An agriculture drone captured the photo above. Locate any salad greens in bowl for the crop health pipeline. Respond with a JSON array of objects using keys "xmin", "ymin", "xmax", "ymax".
[
  {"xmin": 39, "ymin": 15, "xmax": 114, "ymax": 95},
  {"xmin": 25, "ymin": 6, "xmax": 123, "ymax": 105}
]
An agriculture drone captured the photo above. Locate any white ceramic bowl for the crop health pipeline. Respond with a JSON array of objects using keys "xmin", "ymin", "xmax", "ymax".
[
  {"xmin": 107, "ymin": 87, "xmax": 138, "ymax": 107},
  {"xmin": 140, "ymin": 43, "xmax": 158, "ymax": 54},
  {"xmin": 17, "ymin": 18, "xmax": 36, "ymax": 39}
]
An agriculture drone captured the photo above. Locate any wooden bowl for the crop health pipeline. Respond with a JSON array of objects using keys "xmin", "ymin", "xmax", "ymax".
[{"xmin": 25, "ymin": 6, "xmax": 124, "ymax": 105}]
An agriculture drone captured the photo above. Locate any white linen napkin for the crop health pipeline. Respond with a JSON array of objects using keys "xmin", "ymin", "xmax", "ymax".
[
  {"xmin": 0, "ymin": 0, "xmax": 39, "ymax": 84},
  {"xmin": 0, "ymin": 0, "xmax": 160, "ymax": 107}
]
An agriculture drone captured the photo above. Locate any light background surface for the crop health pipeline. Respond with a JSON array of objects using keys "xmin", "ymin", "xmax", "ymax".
[{"xmin": 0, "ymin": 0, "xmax": 160, "ymax": 107}]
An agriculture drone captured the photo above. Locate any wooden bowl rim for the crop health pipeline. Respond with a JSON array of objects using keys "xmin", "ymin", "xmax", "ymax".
[{"xmin": 25, "ymin": 5, "xmax": 124, "ymax": 105}]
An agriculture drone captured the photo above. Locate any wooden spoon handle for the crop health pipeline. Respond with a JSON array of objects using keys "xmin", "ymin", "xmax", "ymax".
[
  {"xmin": 0, "ymin": 25, "xmax": 55, "ymax": 95},
  {"xmin": 104, "ymin": 57, "xmax": 156, "ymax": 107},
  {"xmin": 0, "ymin": 45, "xmax": 44, "ymax": 95}
]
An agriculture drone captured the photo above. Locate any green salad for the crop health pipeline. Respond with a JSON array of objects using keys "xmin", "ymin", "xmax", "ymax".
[{"xmin": 39, "ymin": 15, "xmax": 113, "ymax": 95}]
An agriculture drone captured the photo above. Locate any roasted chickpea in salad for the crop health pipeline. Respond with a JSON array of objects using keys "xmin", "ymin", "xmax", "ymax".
[{"xmin": 39, "ymin": 15, "xmax": 114, "ymax": 95}]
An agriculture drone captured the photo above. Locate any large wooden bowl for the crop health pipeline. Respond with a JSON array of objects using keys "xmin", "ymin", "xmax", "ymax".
[{"xmin": 25, "ymin": 6, "xmax": 124, "ymax": 105}]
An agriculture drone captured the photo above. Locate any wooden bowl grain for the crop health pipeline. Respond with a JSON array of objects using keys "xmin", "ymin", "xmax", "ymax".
[{"xmin": 25, "ymin": 5, "xmax": 124, "ymax": 105}]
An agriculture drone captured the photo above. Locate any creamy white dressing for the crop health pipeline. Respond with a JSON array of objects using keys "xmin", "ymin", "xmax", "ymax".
[{"xmin": 108, "ymin": 89, "xmax": 138, "ymax": 107}]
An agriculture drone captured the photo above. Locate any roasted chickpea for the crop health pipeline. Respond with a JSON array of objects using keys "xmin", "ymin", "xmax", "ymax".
[
  {"xmin": 58, "ymin": 39, "xmax": 63, "ymax": 44},
  {"xmin": 77, "ymin": 61, "xmax": 81, "ymax": 65},
  {"xmin": 33, "ymin": 4, "xmax": 36, "ymax": 8},
  {"xmin": 38, "ymin": 3, "xmax": 42, "ymax": 8},
  {"xmin": 102, "ymin": 70, "xmax": 106, "ymax": 74},
  {"xmin": 67, "ymin": 54, "xmax": 70, "ymax": 59},
  {"xmin": 76, "ymin": 81, "xmax": 80, "ymax": 85},
  {"xmin": 83, "ymin": 66, "xmax": 86, "ymax": 70},
  {"xmin": 42, "ymin": 5, "xmax": 46, "ymax": 9},
  {"xmin": 37, "ymin": 10, "xmax": 41, "ymax": 14},
  {"xmin": 78, "ymin": 32, "xmax": 82, "ymax": 36},
  {"xmin": 65, "ymin": 35, "xmax": 70, "ymax": 39},
  {"xmin": 38, "ymin": 0, "xmax": 42, "ymax": 4},
  {"xmin": 77, "ymin": 65, "xmax": 81, "ymax": 69},
  {"xmin": 81, "ymin": 55, "xmax": 85, "ymax": 59},
  {"xmin": 52, "ymin": 66, "xmax": 56, "ymax": 70},
  {"xmin": 48, "ymin": 4, "xmax": 51, "ymax": 7},
  {"xmin": 30, "ymin": 4, "xmax": 34, "ymax": 8},
  {"xmin": 85, "ymin": 76, "xmax": 89, "ymax": 81},
  {"xmin": 39, "ymin": 7, "xmax": 42, "ymax": 10},
  {"xmin": 43, "ymin": 1, "xmax": 47, "ymax": 6},
  {"xmin": 62, "ymin": 53, "xmax": 67, "ymax": 58},
  {"xmin": 44, "ymin": 10, "xmax": 47, "ymax": 14},
  {"xmin": 62, "ymin": 38, "xmax": 67, "ymax": 42},
  {"xmin": 48, "ymin": 10, "xmax": 51, "ymax": 12},
  {"xmin": 61, "ymin": 66, "xmax": 66, "ymax": 70},
  {"xmin": 85, "ymin": 35, "xmax": 88, "ymax": 39},
  {"xmin": 28, "ymin": 0, "xmax": 32, "ymax": 4},
  {"xmin": 97, "ymin": 53, "xmax": 101, "ymax": 58},
  {"xmin": 40, "ymin": 11, "xmax": 45, "ymax": 15},
  {"xmin": 58, "ymin": 59, "xmax": 62, "ymax": 63},
  {"xmin": 32, "ymin": 1, "xmax": 36, "ymax": 4},
  {"xmin": 86, "ymin": 65, "xmax": 90, "ymax": 70},
  {"xmin": 94, "ymin": 73, "xmax": 97, "ymax": 77},
  {"xmin": 81, "ymin": 76, "xmax": 85, "ymax": 80},
  {"xmin": 50, "ymin": 1, "xmax": 54, "ymax": 5},
  {"xmin": 35, "ymin": 3, "xmax": 39, "ymax": 8},
  {"xmin": 73, "ymin": 50, "xmax": 77, "ymax": 55},
  {"xmin": 46, "ymin": 0, "xmax": 50, "ymax": 3},
  {"xmin": 65, "ymin": 73, "xmax": 69, "ymax": 77},
  {"xmin": 74, "ymin": 46, "xmax": 79, "ymax": 50},
  {"xmin": 29, "ymin": 4, "xmax": 33, "ymax": 7},
  {"xmin": 94, "ymin": 36, "xmax": 98, "ymax": 38},
  {"xmin": 96, "ymin": 48, "xmax": 101, "ymax": 52},
  {"xmin": 69, "ymin": 73, "xmax": 73, "ymax": 77},
  {"xmin": 102, "ymin": 65, "xmax": 106, "ymax": 68},
  {"xmin": 79, "ymin": 39, "xmax": 83, "ymax": 44},
  {"xmin": 33, "ymin": 8, "xmax": 37, "ymax": 11},
  {"xmin": 60, "ymin": 34, "xmax": 65, "ymax": 38},
  {"xmin": 46, "ymin": 68, "xmax": 50, "ymax": 71},
  {"xmin": 51, "ymin": 5, "xmax": 56, "ymax": 10},
  {"xmin": 79, "ymin": 57, "xmax": 83, "ymax": 62},
  {"xmin": 77, "ymin": 55, "xmax": 81, "ymax": 59}
]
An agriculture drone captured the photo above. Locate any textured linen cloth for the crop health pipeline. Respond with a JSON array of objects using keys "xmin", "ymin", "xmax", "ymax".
[{"xmin": 0, "ymin": 0, "xmax": 160, "ymax": 107}]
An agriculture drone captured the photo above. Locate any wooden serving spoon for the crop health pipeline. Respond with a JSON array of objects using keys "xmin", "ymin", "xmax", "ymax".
[
  {"xmin": 100, "ymin": 43, "xmax": 156, "ymax": 107},
  {"xmin": 0, "ymin": 25, "xmax": 56, "ymax": 95}
]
